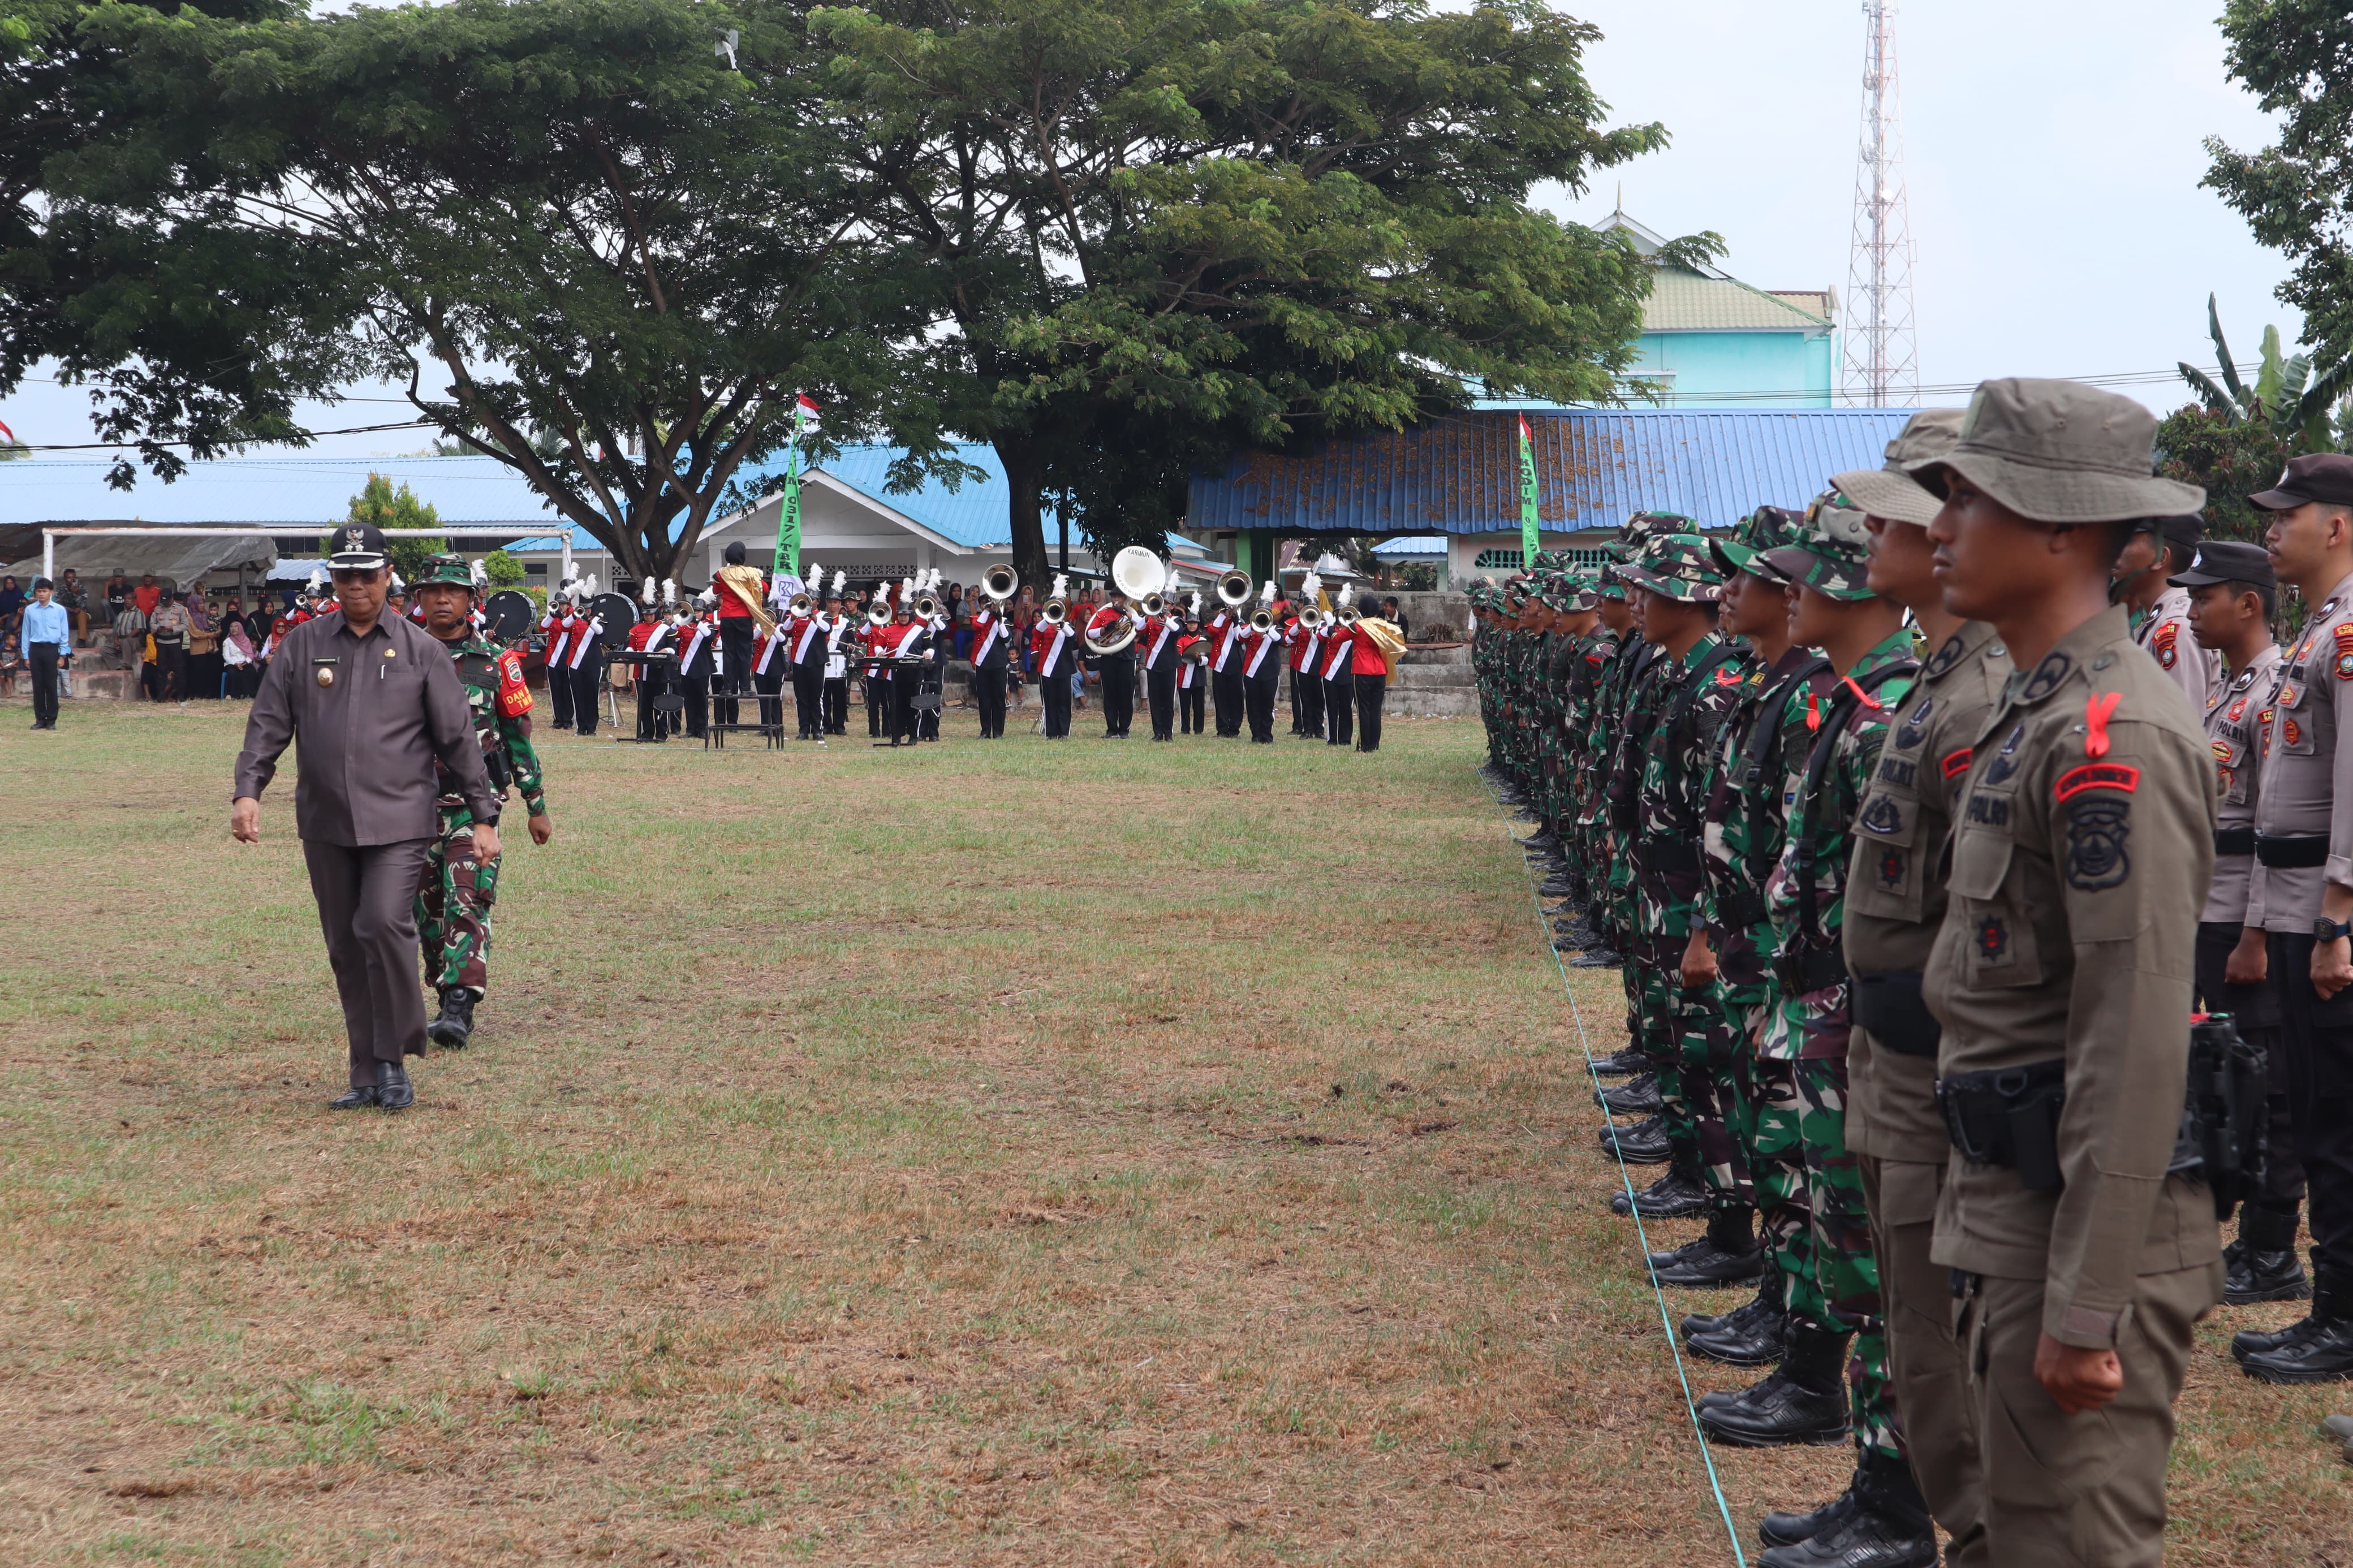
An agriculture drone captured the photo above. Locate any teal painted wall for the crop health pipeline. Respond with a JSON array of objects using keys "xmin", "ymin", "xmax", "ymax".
[{"xmin": 1627, "ymin": 331, "xmax": 1835, "ymax": 408}]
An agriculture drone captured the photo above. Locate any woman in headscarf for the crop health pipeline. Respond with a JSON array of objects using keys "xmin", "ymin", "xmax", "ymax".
[{"xmin": 184, "ymin": 590, "xmax": 222, "ymax": 699}]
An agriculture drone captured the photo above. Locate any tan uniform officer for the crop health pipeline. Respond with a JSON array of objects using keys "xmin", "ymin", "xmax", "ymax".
[
  {"xmin": 1911, "ymin": 378, "xmax": 2219, "ymax": 1566},
  {"xmin": 2236, "ymin": 452, "xmax": 2353, "ymax": 1382},
  {"xmin": 2117, "ymin": 512, "xmax": 2217, "ymax": 716},
  {"xmin": 1833, "ymin": 408, "xmax": 2003, "ymax": 1568}
]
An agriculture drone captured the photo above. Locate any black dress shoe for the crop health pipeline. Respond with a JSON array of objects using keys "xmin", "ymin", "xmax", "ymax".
[
  {"xmin": 329, "ymin": 1083, "xmax": 380, "ymax": 1109},
  {"xmin": 1591, "ymin": 1045, "xmax": 1649, "ymax": 1078},
  {"xmin": 376, "ymin": 1060, "xmax": 415, "ymax": 1112},
  {"xmin": 1599, "ymin": 1116, "xmax": 1673, "ymax": 1164},
  {"xmin": 1757, "ymin": 1453, "xmax": 1937, "ymax": 1567},
  {"xmin": 426, "ymin": 987, "xmax": 476, "ymax": 1050},
  {"xmin": 1699, "ymin": 1327, "xmax": 1850, "ymax": 1446},
  {"xmin": 1570, "ymin": 947, "xmax": 1622, "ymax": 969},
  {"xmin": 1595, "ymin": 1073, "xmax": 1662, "ymax": 1115},
  {"xmin": 1612, "ymin": 1163, "xmax": 1708, "ymax": 1219},
  {"xmin": 1688, "ymin": 1304, "xmax": 1789, "ymax": 1367}
]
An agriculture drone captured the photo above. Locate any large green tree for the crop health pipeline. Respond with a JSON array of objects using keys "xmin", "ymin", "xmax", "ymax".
[{"xmin": 816, "ymin": 0, "xmax": 1675, "ymax": 586}]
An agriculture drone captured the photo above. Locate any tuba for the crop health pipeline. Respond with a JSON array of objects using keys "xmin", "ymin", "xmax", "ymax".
[
  {"xmin": 980, "ymin": 563, "xmax": 1019, "ymax": 604},
  {"xmin": 1084, "ymin": 606, "xmax": 1139, "ymax": 657},
  {"xmin": 1214, "ymin": 568, "xmax": 1253, "ymax": 610}
]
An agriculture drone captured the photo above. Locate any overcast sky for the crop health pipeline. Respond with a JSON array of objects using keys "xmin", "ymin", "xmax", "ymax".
[{"xmin": 0, "ymin": 0, "xmax": 2307, "ymax": 461}]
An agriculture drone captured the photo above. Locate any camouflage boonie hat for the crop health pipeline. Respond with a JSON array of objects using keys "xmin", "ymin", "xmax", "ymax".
[
  {"xmin": 1562, "ymin": 567, "xmax": 1600, "ymax": 611},
  {"xmin": 1606, "ymin": 510, "xmax": 1695, "ymax": 562},
  {"xmin": 1594, "ymin": 563, "xmax": 1629, "ymax": 601},
  {"xmin": 1614, "ymin": 533, "xmax": 1725, "ymax": 603},
  {"xmin": 1758, "ymin": 489, "xmax": 1876, "ymax": 601},
  {"xmin": 415, "ymin": 552, "xmax": 476, "ymax": 592},
  {"xmin": 1710, "ymin": 506, "xmax": 1803, "ymax": 580}
]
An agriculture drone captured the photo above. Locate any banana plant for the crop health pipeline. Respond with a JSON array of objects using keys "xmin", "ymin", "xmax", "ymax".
[{"xmin": 2179, "ymin": 293, "xmax": 2353, "ymax": 452}]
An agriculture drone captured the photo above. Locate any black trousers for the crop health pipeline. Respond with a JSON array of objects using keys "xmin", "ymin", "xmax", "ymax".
[
  {"xmin": 791, "ymin": 658, "xmax": 824, "ymax": 737},
  {"xmin": 301, "ymin": 837, "xmax": 434, "ymax": 1086},
  {"xmin": 718, "ymin": 619, "xmax": 752, "ymax": 725},
  {"xmin": 546, "ymin": 653, "xmax": 574, "ymax": 730},
  {"xmin": 1354, "ymin": 672, "xmax": 1386, "ymax": 751},
  {"xmin": 1294, "ymin": 667, "xmax": 1323, "ymax": 737},
  {"xmin": 636, "ymin": 663, "xmax": 673, "ymax": 741},
  {"xmin": 890, "ymin": 672, "xmax": 920, "ymax": 743},
  {"xmin": 973, "ymin": 661, "xmax": 1009, "ymax": 737},
  {"xmin": 1212, "ymin": 664, "xmax": 1243, "ymax": 736},
  {"xmin": 570, "ymin": 654, "xmax": 602, "ymax": 735},
  {"xmin": 2200, "ymin": 920, "xmax": 2298, "ymax": 1220},
  {"xmin": 155, "ymin": 642, "xmax": 187, "ymax": 701},
  {"xmin": 1144, "ymin": 659, "xmax": 1176, "ymax": 740},
  {"xmin": 1180, "ymin": 677, "xmax": 1205, "ymax": 733},
  {"xmin": 865, "ymin": 676, "xmax": 886, "ymax": 735},
  {"xmin": 681, "ymin": 669, "xmax": 711, "ymax": 737},
  {"xmin": 1244, "ymin": 664, "xmax": 1278, "ymax": 742},
  {"xmin": 1323, "ymin": 671, "xmax": 1353, "ymax": 745},
  {"xmin": 920, "ymin": 655, "xmax": 945, "ymax": 740},
  {"xmin": 1040, "ymin": 662, "xmax": 1072, "ymax": 736},
  {"xmin": 824, "ymin": 677, "xmax": 848, "ymax": 733},
  {"xmin": 1100, "ymin": 653, "xmax": 1135, "ymax": 736},
  {"xmin": 755, "ymin": 663, "xmax": 787, "ymax": 732},
  {"xmin": 2268, "ymin": 930, "xmax": 2353, "ymax": 1282},
  {"xmin": 29, "ymin": 643, "xmax": 62, "ymax": 725}
]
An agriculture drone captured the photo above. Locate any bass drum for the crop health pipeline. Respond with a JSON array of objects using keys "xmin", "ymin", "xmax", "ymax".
[
  {"xmin": 591, "ymin": 591, "xmax": 639, "ymax": 648},
  {"xmin": 482, "ymin": 589, "xmax": 536, "ymax": 641}
]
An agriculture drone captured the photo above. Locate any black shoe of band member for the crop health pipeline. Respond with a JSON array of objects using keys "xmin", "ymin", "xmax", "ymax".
[
  {"xmin": 2241, "ymin": 1280, "xmax": 2353, "ymax": 1384},
  {"xmin": 329, "ymin": 1082, "xmax": 380, "ymax": 1110},
  {"xmin": 376, "ymin": 1059, "xmax": 415, "ymax": 1112},
  {"xmin": 426, "ymin": 987, "xmax": 476, "ymax": 1051},
  {"xmin": 1697, "ymin": 1325, "xmax": 1851, "ymax": 1447},
  {"xmin": 1598, "ymin": 1116, "xmax": 1673, "ymax": 1164},
  {"xmin": 1687, "ymin": 1303, "xmax": 1790, "ymax": 1368},
  {"xmin": 1611, "ymin": 1159, "xmax": 1708, "ymax": 1219},
  {"xmin": 1755, "ymin": 1452, "xmax": 1938, "ymax": 1568},
  {"xmin": 1654, "ymin": 1206, "xmax": 1766, "ymax": 1288},
  {"xmin": 1595, "ymin": 1072, "xmax": 1662, "ymax": 1116}
]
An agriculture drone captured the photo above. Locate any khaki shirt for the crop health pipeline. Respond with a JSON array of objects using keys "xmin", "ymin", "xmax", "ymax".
[
  {"xmin": 232, "ymin": 610, "xmax": 498, "ymax": 846},
  {"xmin": 2202, "ymin": 643, "xmax": 2282, "ymax": 927},
  {"xmin": 2248, "ymin": 569, "xmax": 2353, "ymax": 931},
  {"xmin": 1843, "ymin": 621, "xmax": 2010, "ymax": 1164},
  {"xmin": 2132, "ymin": 584, "xmax": 2216, "ymax": 718},
  {"xmin": 1924, "ymin": 605, "xmax": 2217, "ymax": 1349}
]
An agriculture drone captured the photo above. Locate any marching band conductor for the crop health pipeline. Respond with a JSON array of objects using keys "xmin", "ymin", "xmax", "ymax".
[{"xmin": 230, "ymin": 522, "xmax": 502, "ymax": 1112}]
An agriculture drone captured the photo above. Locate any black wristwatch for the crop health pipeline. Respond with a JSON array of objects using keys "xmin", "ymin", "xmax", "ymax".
[{"xmin": 2316, "ymin": 917, "xmax": 2352, "ymax": 943}]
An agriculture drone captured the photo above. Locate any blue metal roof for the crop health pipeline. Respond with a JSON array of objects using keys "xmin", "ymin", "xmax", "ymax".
[
  {"xmin": 1188, "ymin": 408, "xmax": 1917, "ymax": 535},
  {"xmin": 0, "ymin": 455, "xmax": 566, "ymax": 526}
]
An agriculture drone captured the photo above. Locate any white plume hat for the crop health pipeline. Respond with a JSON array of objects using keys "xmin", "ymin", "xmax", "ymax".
[
  {"xmin": 469, "ymin": 558, "xmax": 489, "ymax": 593},
  {"xmin": 831, "ymin": 568, "xmax": 847, "ymax": 596},
  {"xmin": 640, "ymin": 576, "xmax": 656, "ymax": 606},
  {"xmin": 1050, "ymin": 572, "xmax": 1068, "ymax": 602},
  {"xmin": 578, "ymin": 574, "xmax": 597, "ymax": 603},
  {"xmin": 1259, "ymin": 580, "xmax": 1277, "ymax": 606},
  {"xmin": 662, "ymin": 577, "xmax": 677, "ymax": 607},
  {"xmin": 1300, "ymin": 570, "xmax": 1322, "ymax": 601}
]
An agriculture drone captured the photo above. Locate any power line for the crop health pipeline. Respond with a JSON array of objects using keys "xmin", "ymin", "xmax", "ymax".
[{"xmin": 15, "ymin": 419, "xmax": 438, "ymax": 452}]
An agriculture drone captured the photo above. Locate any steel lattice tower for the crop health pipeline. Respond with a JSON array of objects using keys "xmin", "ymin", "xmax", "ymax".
[{"xmin": 1843, "ymin": 1, "xmax": 1918, "ymax": 407}]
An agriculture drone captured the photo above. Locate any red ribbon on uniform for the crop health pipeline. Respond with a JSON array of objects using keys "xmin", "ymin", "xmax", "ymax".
[{"xmin": 2084, "ymin": 691, "xmax": 2122, "ymax": 759}]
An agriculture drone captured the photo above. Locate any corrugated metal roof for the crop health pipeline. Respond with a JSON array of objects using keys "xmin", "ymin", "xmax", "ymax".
[
  {"xmin": 1188, "ymin": 408, "xmax": 1916, "ymax": 535},
  {"xmin": 1642, "ymin": 270, "xmax": 1834, "ymax": 333},
  {"xmin": 0, "ymin": 455, "xmax": 565, "ymax": 526}
]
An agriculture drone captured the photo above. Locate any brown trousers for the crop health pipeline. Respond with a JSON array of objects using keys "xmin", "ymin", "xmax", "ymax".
[
  {"xmin": 1956, "ymin": 1260, "xmax": 2220, "ymax": 1567},
  {"xmin": 303, "ymin": 837, "xmax": 434, "ymax": 1086},
  {"xmin": 1861, "ymin": 1155, "xmax": 1988, "ymax": 1566}
]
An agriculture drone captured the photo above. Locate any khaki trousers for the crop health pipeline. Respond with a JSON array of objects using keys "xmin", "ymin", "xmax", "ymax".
[
  {"xmin": 1860, "ymin": 1154, "xmax": 1987, "ymax": 1567},
  {"xmin": 1956, "ymin": 1261, "xmax": 2221, "ymax": 1567}
]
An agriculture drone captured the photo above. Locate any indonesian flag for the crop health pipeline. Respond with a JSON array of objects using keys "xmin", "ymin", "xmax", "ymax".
[{"xmin": 794, "ymin": 394, "xmax": 821, "ymax": 433}]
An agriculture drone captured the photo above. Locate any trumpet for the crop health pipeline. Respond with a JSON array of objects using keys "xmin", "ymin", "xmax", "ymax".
[
  {"xmin": 980, "ymin": 563, "xmax": 1019, "ymax": 604},
  {"xmin": 1214, "ymin": 568, "xmax": 1253, "ymax": 610}
]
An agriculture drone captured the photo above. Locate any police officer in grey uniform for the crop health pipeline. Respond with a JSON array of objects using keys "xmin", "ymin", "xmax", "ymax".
[
  {"xmin": 232, "ymin": 522, "xmax": 501, "ymax": 1112},
  {"xmin": 2116, "ymin": 512, "xmax": 2217, "ymax": 716},
  {"xmin": 1912, "ymin": 378, "xmax": 2220, "ymax": 1564},
  {"xmin": 2238, "ymin": 453, "xmax": 2353, "ymax": 1383},
  {"xmin": 2170, "ymin": 541, "xmax": 2302, "ymax": 1305}
]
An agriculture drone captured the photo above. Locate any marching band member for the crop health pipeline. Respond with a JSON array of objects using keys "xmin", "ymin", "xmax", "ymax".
[
  {"xmin": 538, "ymin": 585, "xmax": 576, "ymax": 732},
  {"xmin": 712, "ymin": 539, "xmax": 770, "ymax": 726},
  {"xmin": 626, "ymin": 581, "xmax": 676, "ymax": 742},
  {"xmin": 675, "ymin": 591, "xmax": 719, "ymax": 738},
  {"xmin": 822, "ymin": 572, "xmax": 851, "ymax": 735},
  {"xmin": 1206, "ymin": 594, "xmax": 1245, "ymax": 737},
  {"xmin": 563, "ymin": 577, "xmax": 604, "ymax": 736},
  {"xmin": 879, "ymin": 580, "xmax": 925, "ymax": 745},
  {"xmin": 750, "ymin": 610, "xmax": 788, "ymax": 737},
  {"xmin": 969, "ymin": 581, "xmax": 1013, "ymax": 738},
  {"xmin": 1140, "ymin": 591, "xmax": 1183, "ymax": 742},
  {"xmin": 1289, "ymin": 572, "xmax": 1326, "ymax": 738},
  {"xmin": 917, "ymin": 568, "xmax": 950, "ymax": 742},
  {"xmin": 784, "ymin": 576, "xmax": 828, "ymax": 741},
  {"xmin": 1031, "ymin": 574, "xmax": 1076, "ymax": 738},
  {"xmin": 1242, "ymin": 581, "xmax": 1283, "ymax": 744},
  {"xmin": 1176, "ymin": 597, "xmax": 1207, "ymax": 735},
  {"xmin": 1321, "ymin": 586, "xmax": 1356, "ymax": 747},
  {"xmin": 1086, "ymin": 583, "xmax": 1139, "ymax": 738}
]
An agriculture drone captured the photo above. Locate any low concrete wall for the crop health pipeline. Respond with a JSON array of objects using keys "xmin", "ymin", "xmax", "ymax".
[{"xmin": 1386, "ymin": 660, "xmax": 1476, "ymax": 718}]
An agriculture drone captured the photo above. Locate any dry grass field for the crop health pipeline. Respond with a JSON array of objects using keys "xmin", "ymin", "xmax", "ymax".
[{"xmin": 1, "ymin": 697, "xmax": 2347, "ymax": 1566}]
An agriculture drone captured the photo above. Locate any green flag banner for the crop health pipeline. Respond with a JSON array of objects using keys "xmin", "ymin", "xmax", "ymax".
[
  {"xmin": 774, "ymin": 394, "xmax": 820, "ymax": 576},
  {"xmin": 1517, "ymin": 414, "xmax": 1541, "ymax": 567}
]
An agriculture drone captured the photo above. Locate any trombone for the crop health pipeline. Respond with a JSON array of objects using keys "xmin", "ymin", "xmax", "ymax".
[{"xmin": 1214, "ymin": 568, "xmax": 1253, "ymax": 610}]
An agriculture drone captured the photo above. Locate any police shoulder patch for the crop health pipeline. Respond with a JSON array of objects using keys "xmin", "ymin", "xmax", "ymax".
[
  {"xmin": 1921, "ymin": 633, "xmax": 1964, "ymax": 680},
  {"xmin": 2019, "ymin": 650, "xmax": 2072, "ymax": 703},
  {"xmin": 2064, "ymin": 798, "xmax": 2132, "ymax": 891},
  {"xmin": 2054, "ymin": 762, "xmax": 2140, "ymax": 802},
  {"xmin": 495, "ymin": 648, "xmax": 532, "ymax": 717}
]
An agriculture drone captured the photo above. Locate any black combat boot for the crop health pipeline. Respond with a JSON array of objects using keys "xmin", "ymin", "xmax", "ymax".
[
  {"xmin": 1612, "ymin": 1158, "xmax": 1709, "ymax": 1219},
  {"xmin": 1655, "ymin": 1205, "xmax": 1765, "ymax": 1288},
  {"xmin": 1683, "ymin": 1267, "xmax": 1782, "ymax": 1341},
  {"xmin": 2243, "ymin": 1276, "xmax": 2353, "ymax": 1384},
  {"xmin": 1699, "ymin": 1324, "xmax": 1851, "ymax": 1446},
  {"xmin": 426, "ymin": 987, "xmax": 477, "ymax": 1051},
  {"xmin": 1757, "ymin": 1449, "xmax": 1937, "ymax": 1567},
  {"xmin": 1759, "ymin": 1463, "xmax": 1862, "ymax": 1548},
  {"xmin": 1598, "ymin": 1115, "xmax": 1673, "ymax": 1164},
  {"xmin": 1594, "ymin": 1072, "xmax": 1663, "ymax": 1116},
  {"xmin": 1688, "ymin": 1297, "xmax": 1790, "ymax": 1367},
  {"xmin": 1591, "ymin": 1044, "xmax": 1649, "ymax": 1078},
  {"xmin": 2226, "ymin": 1204, "xmax": 2310, "ymax": 1305},
  {"xmin": 376, "ymin": 1059, "xmax": 415, "ymax": 1112},
  {"xmin": 1570, "ymin": 944, "xmax": 1623, "ymax": 969}
]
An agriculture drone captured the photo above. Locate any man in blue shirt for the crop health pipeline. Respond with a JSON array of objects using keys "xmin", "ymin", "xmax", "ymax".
[{"xmin": 20, "ymin": 578, "xmax": 70, "ymax": 730}]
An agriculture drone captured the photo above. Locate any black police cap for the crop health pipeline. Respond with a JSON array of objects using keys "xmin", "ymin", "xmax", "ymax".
[
  {"xmin": 2250, "ymin": 453, "xmax": 2353, "ymax": 512},
  {"xmin": 2167, "ymin": 538, "xmax": 2276, "ymax": 593}
]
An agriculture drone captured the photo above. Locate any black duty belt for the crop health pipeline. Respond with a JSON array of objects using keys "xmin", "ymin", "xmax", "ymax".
[
  {"xmin": 2256, "ymin": 833, "xmax": 2328, "ymax": 869},
  {"xmin": 2213, "ymin": 826, "xmax": 2256, "ymax": 857},
  {"xmin": 1772, "ymin": 942, "xmax": 1847, "ymax": 1000},
  {"xmin": 1717, "ymin": 888, "xmax": 1768, "ymax": 931},
  {"xmin": 1641, "ymin": 840, "xmax": 1701, "ymax": 875},
  {"xmin": 1852, "ymin": 970, "xmax": 1941, "ymax": 1058},
  {"xmin": 1936, "ymin": 1059, "xmax": 2066, "ymax": 1191}
]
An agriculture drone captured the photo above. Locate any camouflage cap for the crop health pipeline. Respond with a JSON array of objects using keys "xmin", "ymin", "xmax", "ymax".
[
  {"xmin": 1614, "ymin": 533, "xmax": 1725, "ymax": 604},
  {"xmin": 1709, "ymin": 506, "xmax": 1803, "ymax": 580},
  {"xmin": 1561, "ymin": 567, "xmax": 1600, "ymax": 611},
  {"xmin": 1605, "ymin": 510, "xmax": 1696, "ymax": 561},
  {"xmin": 1757, "ymin": 489, "xmax": 1876, "ymax": 601},
  {"xmin": 415, "ymin": 552, "xmax": 476, "ymax": 591},
  {"xmin": 1594, "ymin": 563, "xmax": 1630, "ymax": 602}
]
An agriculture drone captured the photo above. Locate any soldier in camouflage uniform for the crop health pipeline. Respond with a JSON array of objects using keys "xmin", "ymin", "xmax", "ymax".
[
  {"xmin": 1698, "ymin": 494, "xmax": 1923, "ymax": 1548},
  {"xmin": 410, "ymin": 554, "xmax": 554, "ymax": 1051},
  {"xmin": 1575, "ymin": 571, "xmax": 1637, "ymax": 976}
]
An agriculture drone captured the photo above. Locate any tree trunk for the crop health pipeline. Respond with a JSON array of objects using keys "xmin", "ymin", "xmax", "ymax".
[{"xmin": 997, "ymin": 435, "xmax": 1049, "ymax": 594}]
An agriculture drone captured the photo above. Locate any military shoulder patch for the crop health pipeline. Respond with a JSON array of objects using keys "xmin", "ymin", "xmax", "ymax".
[
  {"xmin": 2064, "ymin": 798, "xmax": 2132, "ymax": 891},
  {"xmin": 1921, "ymin": 633, "xmax": 1964, "ymax": 680},
  {"xmin": 2054, "ymin": 762, "xmax": 2140, "ymax": 802},
  {"xmin": 2153, "ymin": 621, "xmax": 2179, "ymax": 669},
  {"xmin": 495, "ymin": 648, "xmax": 532, "ymax": 717},
  {"xmin": 1941, "ymin": 747, "xmax": 1973, "ymax": 780},
  {"xmin": 2019, "ymin": 649, "xmax": 2072, "ymax": 703}
]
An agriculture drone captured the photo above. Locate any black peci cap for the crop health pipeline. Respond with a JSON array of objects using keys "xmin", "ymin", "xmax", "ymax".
[
  {"xmin": 2249, "ymin": 453, "xmax": 2353, "ymax": 512},
  {"xmin": 325, "ymin": 522, "xmax": 390, "ymax": 571},
  {"xmin": 2169, "ymin": 538, "xmax": 2276, "ymax": 593}
]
